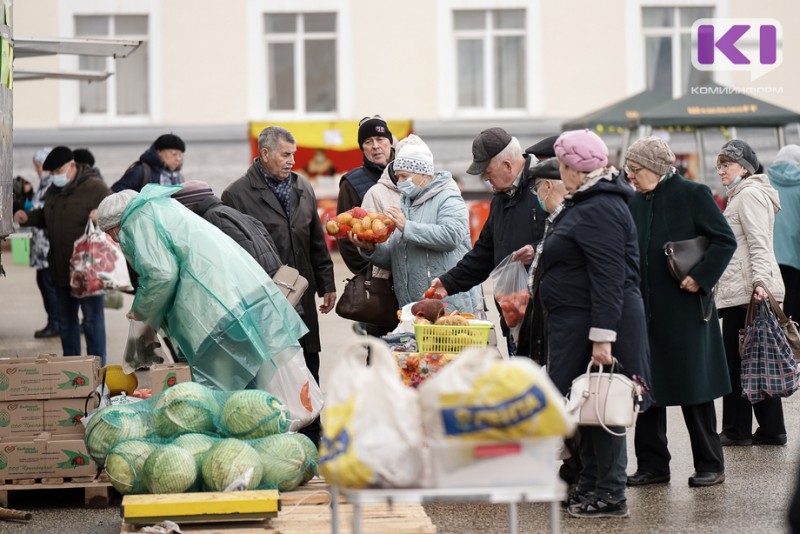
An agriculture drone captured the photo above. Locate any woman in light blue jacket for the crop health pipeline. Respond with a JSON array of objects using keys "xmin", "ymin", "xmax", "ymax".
[{"xmin": 350, "ymin": 135, "xmax": 482, "ymax": 312}]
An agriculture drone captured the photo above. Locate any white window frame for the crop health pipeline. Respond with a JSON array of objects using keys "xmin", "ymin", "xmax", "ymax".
[
  {"xmin": 437, "ymin": 0, "xmax": 543, "ymax": 119},
  {"xmin": 58, "ymin": 0, "xmax": 162, "ymax": 126},
  {"xmin": 247, "ymin": 0, "xmax": 352, "ymax": 121},
  {"xmin": 624, "ymin": 0, "xmax": 731, "ymax": 97}
]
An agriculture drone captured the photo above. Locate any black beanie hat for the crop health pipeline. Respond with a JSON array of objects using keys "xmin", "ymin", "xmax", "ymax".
[
  {"xmin": 153, "ymin": 133, "xmax": 186, "ymax": 152},
  {"xmin": 718, "ymin": 139, "xmax": 758, "ymax": 175},
  {"xmin": 357, "ymin": 116, "xmax": 393, "ymax": 149},
  {"xmin": 42, "ymin": 146, "xmax": 74, "ymax": 172},
  {"xmin": 73, "ymin": 148, "xmax": 95, "ymax": 167}
]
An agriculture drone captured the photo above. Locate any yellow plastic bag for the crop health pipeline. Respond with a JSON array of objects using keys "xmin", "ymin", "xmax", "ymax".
[{"xmin": 319, "ymin": 338, "xmax": 424, "ymax": 488}]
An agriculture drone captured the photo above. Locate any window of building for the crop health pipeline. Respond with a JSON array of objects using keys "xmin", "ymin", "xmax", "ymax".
[
  {"xmin": 263, "ymin": 12, "xmax": 337, "ymax": 113},
  {"xmin": 642, "ymin": 6, "xmax": 714, "ymax": 97},
  {"xmin": 453, "ymin": 8, "xmax": 526, "ymax": 111},
  {"xmin": 74, "ymin": 14, "xmax": 149, "ymax": 116}
]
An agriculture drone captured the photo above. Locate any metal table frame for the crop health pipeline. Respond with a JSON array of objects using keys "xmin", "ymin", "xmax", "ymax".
[{"xmin": 330, "ymin": 483, "xmax": 566, "ymax": 534}]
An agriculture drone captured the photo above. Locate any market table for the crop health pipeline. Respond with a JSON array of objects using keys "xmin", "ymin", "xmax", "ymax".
[{"xmin": 330, "ymin": 482, "xmax": 567, "ymax": 534}]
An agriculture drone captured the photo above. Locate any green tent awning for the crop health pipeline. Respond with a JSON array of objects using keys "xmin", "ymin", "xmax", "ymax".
[
  {"xmin": 638, "ymin": 84, "xmax": 800, "ymax": 128},
  {"xmin": 562, "ymin": 90, "xmax": 670, "ymax": 132}
]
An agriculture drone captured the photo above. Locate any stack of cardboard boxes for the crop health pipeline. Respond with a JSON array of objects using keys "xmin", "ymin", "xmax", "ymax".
[{"xmin": 0, "ymin": 355, "xmax": 101, "ymax": 481}]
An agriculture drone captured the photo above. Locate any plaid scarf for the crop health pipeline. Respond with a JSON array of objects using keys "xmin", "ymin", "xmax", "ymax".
[{"xmin": 256, "ymin": 158, "xmax": 292, "ymax": 218}]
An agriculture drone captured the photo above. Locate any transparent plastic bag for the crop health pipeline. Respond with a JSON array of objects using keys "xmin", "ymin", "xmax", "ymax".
[
  {"xmin": 490, "ymin": 254, "xmax": 530, "ymax": 341},
  {"xmin": 123, "ymin": 320, "xmax": 166, "ymax": 374}
]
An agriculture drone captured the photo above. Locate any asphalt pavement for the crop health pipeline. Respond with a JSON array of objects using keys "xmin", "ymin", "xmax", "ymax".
[{"xmin": 0, "ymin": 245, "xmax": 798, "ymax": 533}]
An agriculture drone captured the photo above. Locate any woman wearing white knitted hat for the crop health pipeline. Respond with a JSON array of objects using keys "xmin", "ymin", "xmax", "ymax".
[{"xmin": 348, "ymin": 134, "xmax": 482, "ymax": 312}]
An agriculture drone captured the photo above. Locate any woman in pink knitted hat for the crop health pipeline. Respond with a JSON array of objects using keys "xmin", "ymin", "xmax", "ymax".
[{"xmin": 539, "ymin": 129, "xmax": 652, "ymax": 518}]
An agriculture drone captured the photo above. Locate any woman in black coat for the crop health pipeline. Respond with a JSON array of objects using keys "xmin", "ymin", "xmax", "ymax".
[
  {"xmin": 626, "ymin": 137, "xmax": 736, "ymax": 489},
  {"xmin": 540, "ymin": 130, "xmax": 651, "ymax": 519}
]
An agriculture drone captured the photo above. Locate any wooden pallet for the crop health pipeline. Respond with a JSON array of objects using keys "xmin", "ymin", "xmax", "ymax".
[
  {"xmin": 0, "ymin": 470, "xmax": 114, "ymax": 508},
  {"xmin": 121, "ymin": 478, "xmax": 436, "ymax": 534}
]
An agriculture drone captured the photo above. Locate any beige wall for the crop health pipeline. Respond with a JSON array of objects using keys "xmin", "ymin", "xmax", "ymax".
[
  {"xmin": 349, "ymin": 0, "xmax": 439, "ymax": 119},
  {"xmin": 160, "ymin": 0, "xmax": 248, "ymax": 125},
  {"xmin": 12, "ymin": 0, "xmax": 60, "ymax": 128},
  {"xmin": 9, "ymin": 0, "xmax": 800, "ymax": 131},
  {"xmin": 541, "ymin": 0, "xmax": 629, "ymax": 118}
]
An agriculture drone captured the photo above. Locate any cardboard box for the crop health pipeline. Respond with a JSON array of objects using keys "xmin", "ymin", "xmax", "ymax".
[
  {"xmin": 0, "ymin": 397, "xmax": 99, "ymax": 438},
  {"xmin": 0, "ymin": 355, "xmax": 100, "ymax": 401},
  {"xmin": 0, "ymin": 433, "xmax": 98, "ymax": 480},
  {"xmin": 149, "ymin": 363, "xmax": 192, "ymax": 395},
  {"xmin": 426, "ymin": 438, "xmax": 561, "ymax": 488}
]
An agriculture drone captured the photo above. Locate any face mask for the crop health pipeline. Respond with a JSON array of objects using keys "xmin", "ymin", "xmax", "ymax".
[
  {"xmin": 52, "ymin": 173, "xmax": 69, "ymax": 188},
  {"xmin": 535, "ymin": 190, "xmax": 550, "ymax": 213},
  {"xmin": 725, "ymin": 176, "xmax": 743, "ymax": 191},
  {"xmin": 397, "ymin": 179, "xmax": 420, "ymax": 199}
]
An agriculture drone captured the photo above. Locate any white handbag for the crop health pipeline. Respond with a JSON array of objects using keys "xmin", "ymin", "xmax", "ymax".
[{"xmin": 566, "ymin": 359, "xmax": 642, "ymax": 436}]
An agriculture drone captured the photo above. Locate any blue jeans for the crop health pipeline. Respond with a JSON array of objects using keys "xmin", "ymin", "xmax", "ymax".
[
  {"xmin": 36, "ymin": 268, "xmax": 60, "ymax": 330},
  {"xmin": 55, "ymin": 287, "xmax": 106, "ymax": 365},
  {"xmin": 577, "ymin": 426, "xmax": 628, "ymax": 502}
]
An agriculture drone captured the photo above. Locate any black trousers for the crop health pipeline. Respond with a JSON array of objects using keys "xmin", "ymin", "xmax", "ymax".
[
  {"xmin": 780, "ymin": 264, "xmax": 800, "ymax": 324},
  {"xmin": 633, "ymin": 402, "xmax": 724, "ymax": 474},
  {"xmin": 719, "ymin": 306, "xmax": 786, "ymax": 440}
]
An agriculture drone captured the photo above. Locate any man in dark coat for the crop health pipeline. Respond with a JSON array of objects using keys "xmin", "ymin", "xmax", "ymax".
[
  {"xmin": 222, "ymin": 126, "xmax": 336, "ymax": 443},
  {"xmin": 429, "ymin": 128, "xmax": 548, "ymax": 354},
  {"xmin": 173, "ymin": 180, "xmax": 283, "ymax": 278},
  {"xmin": 336, "ymin": 115, "xmax": 394, "ymax": 275},
  {"xmin": 111, "ymin": 133, "xmax": 185, "ymax": 193},
  {"xmin": 14, "ymin": 146, "xmax": 111, "ymax": 362},
  {"xmin": 626, "ymin": 137, "xmax": 736, "ymax": 488}
]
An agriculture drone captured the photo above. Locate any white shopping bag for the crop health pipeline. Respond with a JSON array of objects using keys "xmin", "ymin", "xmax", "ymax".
[
  {"xmin": 318, "ymin": 338, "xmax": 424, "ymax": 488},
  {"xmin": 256, "ymin": 348, "xmax": 323, "ymax": 431}
]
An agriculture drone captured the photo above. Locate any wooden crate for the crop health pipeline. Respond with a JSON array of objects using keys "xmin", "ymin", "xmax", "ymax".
[
  {"xmin": 0, "ymin": 470, "xmax": 114, "ymax": 508},
  {"xmin": 121, "ymin": 478, "xmax": 436, "ymax": 534}
]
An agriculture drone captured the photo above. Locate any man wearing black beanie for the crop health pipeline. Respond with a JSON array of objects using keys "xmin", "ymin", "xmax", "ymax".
[
  {"xmin": 336, "ymin": 115, "xmax": 395, "ymax": 275},
  {"xmin": 111, "ymin": 133, "xmax": 186, "ymax": 193}
]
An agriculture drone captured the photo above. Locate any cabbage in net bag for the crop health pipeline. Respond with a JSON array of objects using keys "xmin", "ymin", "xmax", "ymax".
[{"xmin": 86, "ymin": 381, "xmax": 319, "ymax": 495}]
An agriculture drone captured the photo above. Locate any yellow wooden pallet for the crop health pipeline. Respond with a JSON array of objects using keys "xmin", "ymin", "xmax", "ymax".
[
  {"xmin": 120, "ymin": 479, "xmax": 436, "ymax": 534},
  {"xmin": 122, "ymin": 489, "xmax": 280, "ymax": 524}
]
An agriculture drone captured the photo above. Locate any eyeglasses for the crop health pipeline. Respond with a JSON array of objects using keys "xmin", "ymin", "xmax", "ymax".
[
  {"xmin": 716, "ymin": 162, "xmax": 733, "ymax": 171},
  {"xmin": 531, "ymin": 181, "xmax": 546, "ymax": 194},
  {"xmin": 624, "ymin": 165, "xmax": 644, "ymax": 175}
]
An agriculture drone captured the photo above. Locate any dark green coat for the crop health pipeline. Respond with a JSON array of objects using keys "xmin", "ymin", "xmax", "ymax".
[{"xmin": 629, "ymin": 173, "xmax": 736, "ymax": 406}]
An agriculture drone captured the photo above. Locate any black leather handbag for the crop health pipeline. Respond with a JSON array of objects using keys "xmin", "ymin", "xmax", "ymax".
[
  {"xmin": 335, "ymin": 269, "xmax": 400, "ymax": 328},
  {"xmin": 663, "ymin": 236, "xmax": 709, "ymax": 281}
]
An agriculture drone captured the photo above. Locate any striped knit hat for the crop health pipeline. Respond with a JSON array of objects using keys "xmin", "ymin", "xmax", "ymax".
[{"xmin": 172, "ymin": 180, "xmax": 213, "ymax": 208}]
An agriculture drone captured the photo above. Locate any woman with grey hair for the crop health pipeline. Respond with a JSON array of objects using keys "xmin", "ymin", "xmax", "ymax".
[{"xmin": 715, "ymin": 139, "xmax": 787, "ymax": 446}]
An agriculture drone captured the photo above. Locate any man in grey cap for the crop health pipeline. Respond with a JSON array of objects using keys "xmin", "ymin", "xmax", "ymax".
[{"xmin": 427, "ymin": 128, "xmax": 549, "ymax": 355}]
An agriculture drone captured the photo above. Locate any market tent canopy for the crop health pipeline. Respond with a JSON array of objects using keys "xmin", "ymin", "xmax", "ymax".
[
  {"xmin": 562, "ymin": 90, "xmax": 670, "ymax": 132},
  {"xmin": 638, "ymin": 84, "xmax": 800, "ymax": 128}
]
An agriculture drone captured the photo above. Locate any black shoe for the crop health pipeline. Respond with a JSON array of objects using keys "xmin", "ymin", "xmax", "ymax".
[
  {"xmin": 752, "ymin": 431, "xmax": 787, "ymax": 446},
  {"xmin": 568, "ymin": 497, "xmax": 629, "ymax": 518},
  {"xmin": 626, "ymin": 471, "xmax": 670, "ymax": 486},
  {"xmin": 561, "ymin": 486, "xmax": 590, "ymax": 509},
  {"xmin": 719, "ymin": 432, "xmax": 752, "ymax": 446},
  {"xmin": 688, "ymin": 471, "xmax": 725, "ymax": 487},
  {"xmin": 34, "ymin": 326, "xmax": 59, "ymax": 338}
]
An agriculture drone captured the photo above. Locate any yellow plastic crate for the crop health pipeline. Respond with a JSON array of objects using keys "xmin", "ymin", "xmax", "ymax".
[{"xmin": 414, "ymin": 323, "xmax": 491, "ymax": 353}]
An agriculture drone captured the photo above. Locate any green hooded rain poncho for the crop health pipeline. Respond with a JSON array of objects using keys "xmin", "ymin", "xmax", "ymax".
[{"xmin": 119, "ymin": 185, "xmax": 308, "ymax": 390}]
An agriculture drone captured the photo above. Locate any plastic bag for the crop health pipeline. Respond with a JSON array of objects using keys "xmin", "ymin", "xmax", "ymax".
[
  {"xmin": 70, "ymin": 220, "xmax": 132, "ymax": 297},
  {"xmin": 323, "ymin": 207, "xmax": 396, "ymax": 243},
  {"xmin": 254, "ymin": 348, "xmax": 324, "ymax": 432},
  {"xmin": 417, "ymin": 347, "xmax": 575, "ymax": 441},
  {"xmin": 123, "ymin": 320, "xmax": 166, "ymax": 374},
  {"xmin": 319, "ymin": 338, "xmax": 424, "ymax": 488},
  {"xmin": 489, "ymin": 254, "xmax": 529, "ymax": 341}
]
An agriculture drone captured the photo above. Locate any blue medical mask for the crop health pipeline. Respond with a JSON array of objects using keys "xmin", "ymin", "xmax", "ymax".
[
  {"xmin": 725, "ymin": 176, "xmax": 743, "ymax": 191},
  {"xmin": 397, "ymin": 179, "xmax": 421, "ymax": 199},
  {"xmin": 52, "ymin": 173, "xmax": 69, "ymax": 188}
]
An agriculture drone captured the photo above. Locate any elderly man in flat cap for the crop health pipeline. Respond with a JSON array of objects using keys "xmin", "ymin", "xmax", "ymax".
[
  {"xmin": 14, "ymin": 146, "xmax": 111, "ymax": 362},
  {"xmin": 427, "ymin": 128, "xmax": 551, "ymax": 356}
]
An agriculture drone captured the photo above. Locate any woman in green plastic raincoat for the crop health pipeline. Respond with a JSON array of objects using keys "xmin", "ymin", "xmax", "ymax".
[{"xmin": 96, "ymin": 185, "xmax": 309, "ymax": 391}]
